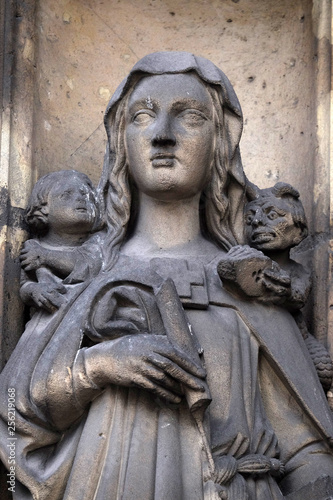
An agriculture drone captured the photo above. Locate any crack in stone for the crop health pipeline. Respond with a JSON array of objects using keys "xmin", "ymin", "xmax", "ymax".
[
  {"xmin": 85, "ymin": 4, "xmax": 140, "ymax": 61},
  {"xmin": 69, "ymin": 122, "xmax": 104, "ymax": 158}
]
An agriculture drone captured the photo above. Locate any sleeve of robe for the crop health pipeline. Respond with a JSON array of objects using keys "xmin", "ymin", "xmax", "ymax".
[{"xmin": 0, "ymin": 279, "xmax": 101, "ymax": 499}]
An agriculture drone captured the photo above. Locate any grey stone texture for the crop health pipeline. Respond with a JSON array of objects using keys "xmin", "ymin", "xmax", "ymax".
[{"xmin": 0, "ymin": 1, "xmax": 332, "ymax": 499}]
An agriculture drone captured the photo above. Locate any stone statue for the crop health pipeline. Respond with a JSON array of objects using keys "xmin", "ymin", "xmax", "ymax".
[
  {"xmin": 218, "ymin": 182, "xmax": 333, "ymax": 396},
  {"xmin": 19, "ymin": 170, "xmax": 103, "ymax": 313},
  {"xmin": 218, "ymin": 182, "xmax": 311, "ymax": 308},
  {"xmin": 0, "ymin": 52, "xmax": 333, "ymax": 500}
]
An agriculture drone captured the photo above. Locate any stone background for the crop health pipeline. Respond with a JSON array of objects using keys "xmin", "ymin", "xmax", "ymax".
[{"xmin": 34, "ymin": 0, "xmax": 316, "ymax": 225}]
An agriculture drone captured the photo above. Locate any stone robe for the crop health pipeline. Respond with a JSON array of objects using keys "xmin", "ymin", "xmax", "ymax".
[{"xmin": 0, "ymin": 254, "xmax": 333, "ymax": 500}]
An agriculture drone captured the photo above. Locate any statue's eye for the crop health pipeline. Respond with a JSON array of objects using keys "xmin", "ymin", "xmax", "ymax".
[
  {"xmin": 60, "ymin": 190, "xmax": 73, "ymax": 199},
  {"xmin": 245, "ymin": 213, "xmax": 254, "ymax": 225},
  {"xmin": 132, "ymin": 111, "xmax": 155, "ymax": 124},
  {"xmin": 267, "ymin": 210, "xmax": 280, "ymax": 220},
  {"xmin": 178, "ymin": 110, "xmax": 207, "ymax": 126}
]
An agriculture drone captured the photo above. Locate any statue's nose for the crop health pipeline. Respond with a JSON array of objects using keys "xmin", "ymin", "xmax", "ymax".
[
  {"xmin": 252, "ymin": 209, "xmax": 264, "ymax": 226},
  {"xmin": 75, "ymin": 189, "xmax": 88, "ymax": 203},
  {"xmin": 151, "ymin": 113, "xmax": 176, "ymax": 147}
]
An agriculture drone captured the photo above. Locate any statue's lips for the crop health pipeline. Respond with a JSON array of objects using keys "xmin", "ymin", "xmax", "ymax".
[
  {"xmin": 151, "ymin": 153, "xmax": 175, "ymax": 167},
  {"xmin": 251, "ymin": 231, "xmax": 275, "ymax": 243},
  {"xmin": 75, "ymin": 206, "xmax": 87, "ymax": 212}
]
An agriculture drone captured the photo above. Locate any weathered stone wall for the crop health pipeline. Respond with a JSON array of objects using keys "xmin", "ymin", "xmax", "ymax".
[
  {"xmin": 34, "ymin": 0, "xmax": 316, "ymax": 215},
  {"xmin": 0, "ymin": 0, "xmax": 37, "ymax": 368}
]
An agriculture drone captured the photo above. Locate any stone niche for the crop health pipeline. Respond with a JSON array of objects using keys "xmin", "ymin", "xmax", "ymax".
[{"xmin": 0, "ymin": 0, "xmax": 332, "ymax": 498}]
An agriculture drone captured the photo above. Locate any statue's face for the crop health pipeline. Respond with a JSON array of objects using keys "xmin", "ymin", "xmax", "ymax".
[
  {"xmin": 244, "ymin": 197, "xmax": 303, "ymax": 251},
  {"xmin": 47, "ymin": 175, "xmax": 96, "ymax": 233},
  {"xmin": 124, "ymin": 73, "xmax": 215, "ymax": 201}
]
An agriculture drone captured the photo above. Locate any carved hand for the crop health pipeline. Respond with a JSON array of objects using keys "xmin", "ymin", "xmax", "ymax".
[
  {"xmin": 261, "ymin": 267, "xmax": 291, "ymax": 299},
  {"xmin": 227, "ymin": 246, "xmax": 292, "ymax": 297},
  {"xmin": 217, "ymin": 245, "xmax": 271, "ymax": 298},
  {"xmin": 83, "ymin": 334, "xmax": 207, "ymax": 404},
  {"xmin": 20, "ymin": 240, "xmax": 47, "ymax": 271},
  {"xmin": 21, "ymin": 281, "xmax": 67, "ymax": 312}
]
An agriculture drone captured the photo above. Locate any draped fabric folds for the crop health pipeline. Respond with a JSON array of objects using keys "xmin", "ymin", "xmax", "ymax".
[{"xmin": 0, "ymin": 255, "xmax": 333, "ymax": 500}]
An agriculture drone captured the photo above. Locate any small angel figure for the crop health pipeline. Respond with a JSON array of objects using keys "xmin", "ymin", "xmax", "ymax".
[
  {"xmin": 218, "ymin": 182, "xmax": 333, "ymax": 397},
  {"xmin": 20, "ymin": 170, "xmax": 104, "ymax": 313}
]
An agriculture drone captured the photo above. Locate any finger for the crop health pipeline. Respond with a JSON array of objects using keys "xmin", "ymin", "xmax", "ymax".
[
  {"xmin": 264, "ymin": 434, "xmax": 279, "ymax": 458},
  {"xmin": 227, "ymin": 249, "xmax": 244, "ymax": 258},
  {"xmin": 55, "ymin": 284, "xmax": 67, "ymax": 294},
  {"xmin": 132, "ymin": 374, "xmax": 182, "ymax": 404},
  {"xmin": 229, "ymin": 246, "xmax": 250, "ymax": 257},
  {"xmin": 255, "ymin": 430, "xmax": 278, "ymax": 456},
  {"xmin": 237, "ymin": 245, "xmax": 258, "ymax": 255},
  {"xmin": 230, "ymin": 245, "xmax": 244, "ymax": 250},
  {"xmin": 23, "ymin": 263, "xmax": 37, "ymax": 272},
  {"xmin": 231, "ymin": 248, "xmax": 265, "ymax": 260},
  {"xmin": 43, "ymin": 291, "xmax": 65, "ymax": 308},
  {"xmin": 262, "ymin": 280, "xmax": 288, "ymax": 296},
  {"xmin": 37, "ymin": 296, "xmax": 57, "ymax": 313},
  {"xmin": 144, "ymin": 365, "xmax": 183, "ymax": 394},
  {"xmin": 149, "ymin": 354, "xmax": 205, "ymax": 391},
  {"xmin": 29, "ymin": 240, "xmax": 41, "ymax": 248},
  {"xmin": 167, "ymin": 347, "xmax": 207, "ymax": 379},
  {"xmin": 264, "ymin": 273, "xmax": 290, "ymax": 286},
  {"xmin": 19, "ymin": 254, "xmax": 31, "ymax": 263},
  {"xmin": 252, "ymin": 429, "xmax": 272, "ymax": 454},
  {"xmin": 152, "ymin": 343, "xmax": 206, "ymax": 379},
  {"xmin": 228, "ymin": 245, "xmax": 245, "ymax": 255},
  {"xmin": 132, "ymin": 335, "xmax": 206, "ymax": 379},
  {"xmin": 264, "ymin": 269, "xmax": 291, "ymax": 284}
]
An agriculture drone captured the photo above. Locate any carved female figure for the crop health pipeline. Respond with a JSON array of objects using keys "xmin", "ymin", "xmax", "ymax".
[{"xmin": 0, "ymin": 52, "xmax": 333, "ymax": 500}]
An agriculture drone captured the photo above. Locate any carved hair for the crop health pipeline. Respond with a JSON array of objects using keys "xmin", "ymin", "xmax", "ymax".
[
  {"xmin": 26, "ymin": 170, "xmax": 98, "ymax": 233},
  {"xmin": 100, "ymin": 73, "xmax": 246, "ymax": 270},
  {"xmin": 99, "ymin": 95, "xmax": 131, "ymax": 269},
  {"xmin": 204, "ymin": 85, "xmax": 239, "ymax": 249}
]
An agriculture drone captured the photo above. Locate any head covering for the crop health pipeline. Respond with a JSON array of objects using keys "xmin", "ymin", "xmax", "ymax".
[
  {"xmin": 99, "ymin": 51, "xmax": 247, "ymax": 248},
  {"xmin": 104, "ymin": 51, "xmax": 242, "ymax": 139}
]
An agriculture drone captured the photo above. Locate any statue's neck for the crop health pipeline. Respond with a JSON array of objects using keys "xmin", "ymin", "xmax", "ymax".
[
  {"xmin": 121, "ymin": 192, "xmax": 218, "ymax": 258},
  {"xmin": 40, "ymin": 230, "xmax": 88, "ymax": 248}
]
